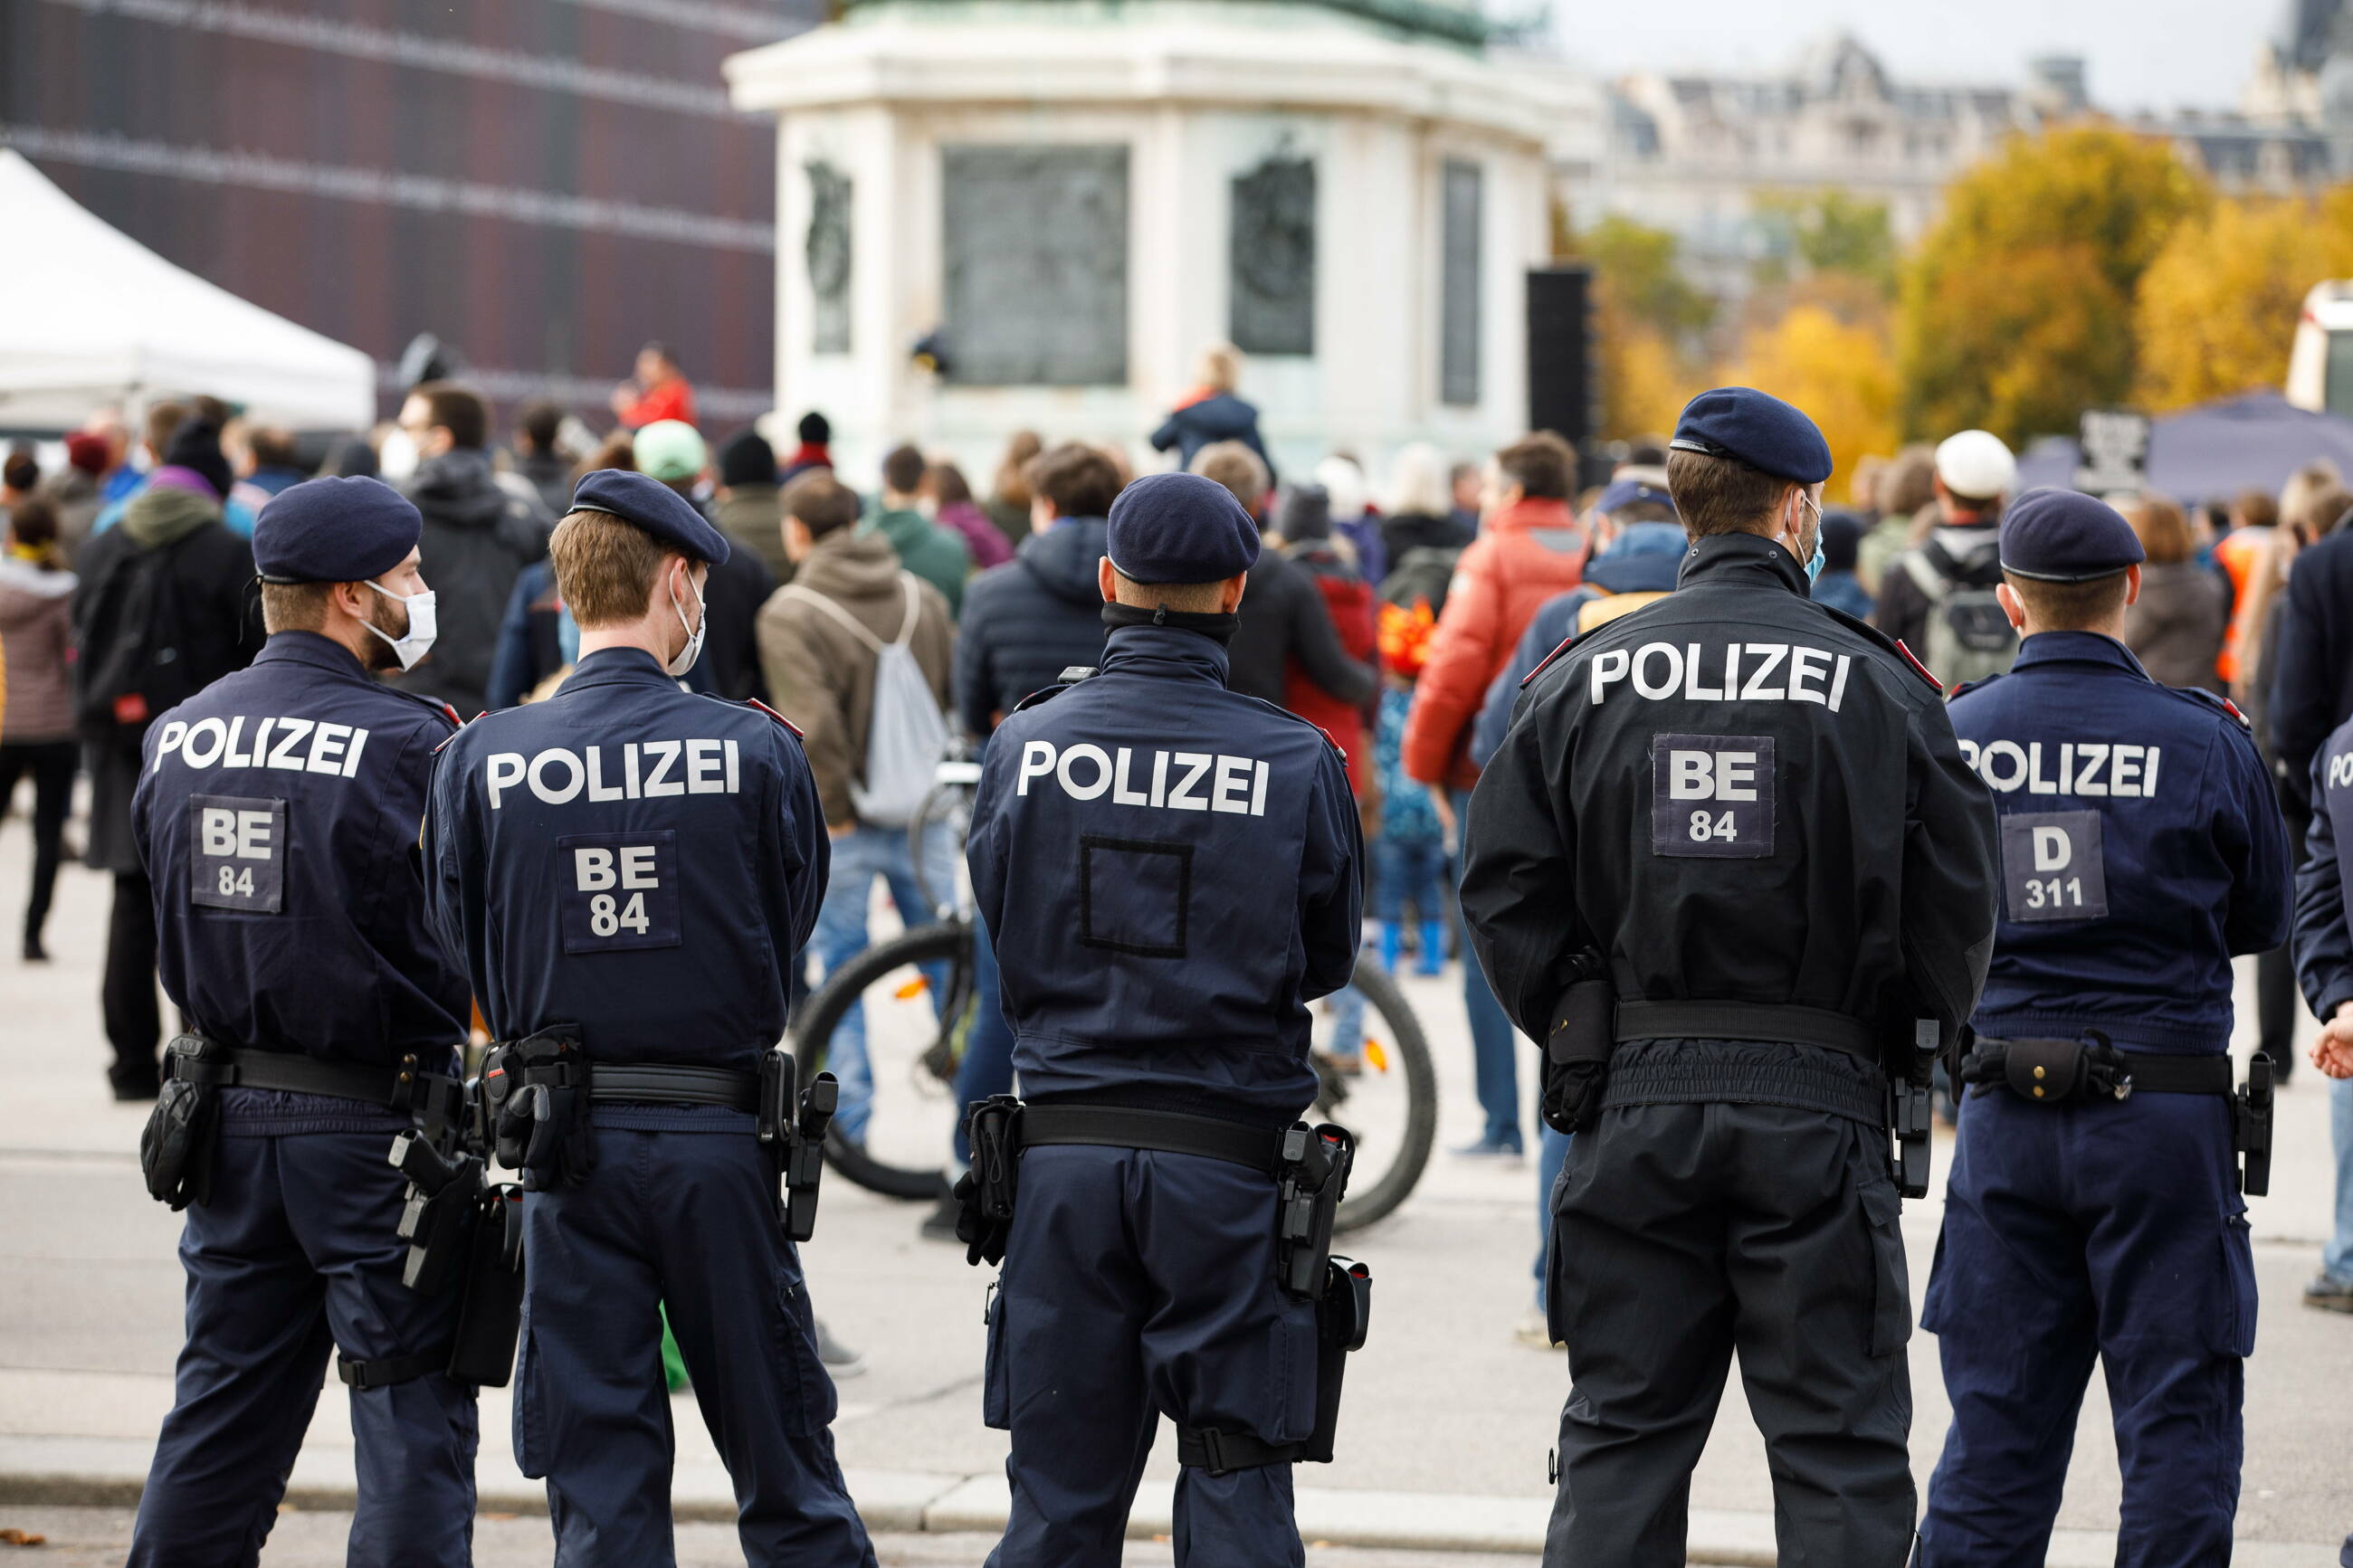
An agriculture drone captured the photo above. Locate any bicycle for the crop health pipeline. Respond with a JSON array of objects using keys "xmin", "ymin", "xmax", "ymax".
[{"xmin": 791, "ymin": 915, "xmax": 1439, "ymax": 1232}]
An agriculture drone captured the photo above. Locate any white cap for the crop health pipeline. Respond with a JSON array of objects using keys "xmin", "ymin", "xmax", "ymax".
[{"xmin": 1935, "ymin": 429, "xmax": 2017, "ymax": 500}]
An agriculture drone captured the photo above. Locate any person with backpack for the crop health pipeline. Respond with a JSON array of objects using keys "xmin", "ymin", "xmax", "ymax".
[
  {"xmin": 1872, "ymin": 429, "xmax": 2018, "ymax": 686},
  {"xmin": 756, "ymin": 471, "xmax": 956, "ymax": 1150},
  {"xmin": 71, "ymin": 419, "xmax": 261, "ymax": 1098}
]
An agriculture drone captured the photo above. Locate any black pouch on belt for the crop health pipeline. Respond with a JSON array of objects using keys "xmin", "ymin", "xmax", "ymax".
[
  {"xmin": 1540, "ymin": 960, "xmax": 1615, "ymax": 1136},
  {"xmin": 140, "ymin": 1034, "xmax": 233, "ymax": 1211},
  {"xmin": 486, "ymin": 1027, "xmax": 593, "ymax": 1193},
  {"xmin": 954, "ymin": 1095, "xmax": 1024, "ymax": 1268},
  {"xmin": 446, "ymin": 1182, "xmax": 527, "ymax": 1388},
  {"xmin": 1298, "ymin": 1256, "xmax": 1373, "ymax": 1465}
]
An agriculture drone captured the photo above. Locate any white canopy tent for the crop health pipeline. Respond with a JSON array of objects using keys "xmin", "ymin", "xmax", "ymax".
[{"xmin": 0, "ymin": 148, "xmax": 376, "ymax": 432}]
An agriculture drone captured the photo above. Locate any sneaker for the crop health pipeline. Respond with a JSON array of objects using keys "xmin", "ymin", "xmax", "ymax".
[
  {"xmin": 919, "ymin": 1191, "xmax": 962, "ymax": 1242},
  {"xmin": 1319, "ymin": 1050, "xmax": 1364, "ymax": 1078},
  {"xmin": 814, "ymin": 1316, "xmax": 868, "ymax": 1378},
  {"xmin": 1451, "ymin": 1135, "xmax": 1524, "ymax": 1162},
  {"xmin": 1512, "ymin": 1308, "xmax": 1558, "ymax": 1350},
  {"xmin": 2304, "ymin": 1274, "xmax": 2353, "ymax": 1314}
]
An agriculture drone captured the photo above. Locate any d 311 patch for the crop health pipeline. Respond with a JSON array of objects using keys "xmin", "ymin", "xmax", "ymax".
[
  {"xmin": 557, "ymin": 830, "xmax": 681, "ymax": 953},
  {"xmin": 1999, "ymin": 810, "xmax": 2108, "ymax": 923},
  {"xmin": 1651, "ymin": 734, "xmax": 1774, "ymax": 858},
  {"xmin": 189, "ymin": 794, "xmax": 287, "ymax": 913}
]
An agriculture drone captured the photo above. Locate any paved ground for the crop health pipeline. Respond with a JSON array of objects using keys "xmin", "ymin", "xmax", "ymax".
[{"xmin": 1, "ymin": 814, "xmax": 2349, "ymax": 1558}]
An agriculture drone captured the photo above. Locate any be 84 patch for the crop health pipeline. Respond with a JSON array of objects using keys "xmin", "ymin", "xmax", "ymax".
[
  {"xmin": 557, "ymin": 831, "xmax": 681, "ymax": 953},
  {"xmin": 188, "ymin": 794, "xmax": 286, "ymax": 913},
  {"xmin": 1651, "ymin": 734, "xmax": 1775, "ymax": 858}
]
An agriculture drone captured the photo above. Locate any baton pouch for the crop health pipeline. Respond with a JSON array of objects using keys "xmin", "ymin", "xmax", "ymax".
[
  {"xmin": 955, "ymin": 1095, "xmax": 1024, "ymax": 1268},
  {"xmin": 486, "ymin": 1027, "xmax": 593, "ymax": 1193},
  {"xmin": 390, "ymin": 1129, "xmax": 484, "ymax": 1296},
  {"xmin": 1275, "ymin": 1124, "xmax": 1355, "ymax": 1301},
  {"xmin": 2235, "ymin": 1052, "xmax": 2274, "ymax": 1198},
  {"xmin": 1540, "ymin": 970, "xmax": 1615, "ymax": 1136},
  {"xmin": 446, "ymin": 1183, "xmax": 526, "ymax": 1387},
  {"xmin": 141, "ymin": 1034, "xmax": 232, "ymax": 1210}
]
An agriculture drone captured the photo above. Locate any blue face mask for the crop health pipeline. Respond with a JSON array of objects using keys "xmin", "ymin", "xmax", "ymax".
[{"xmin": 1797, "ymin": 494, "xmax": 1825, "ymax": 584}]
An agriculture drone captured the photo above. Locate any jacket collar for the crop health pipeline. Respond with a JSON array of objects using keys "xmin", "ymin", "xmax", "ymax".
[
  {"xmin": 1677, "ymin": 530, "xmax": 1809, "ymax": 594},
  {"xmin": 2012, "ymin": 630, "xmax": 2151, "ymax": 679},
  {"xmin": 255, "ymin": 630, "xmax": 371, "ymax": 679},
  {"xmin": 1098, "ymin": 622, "xmax": 1233, "ymax": 687},
  {"xmin": 565, "ymin": 646, "xmax": 678, "ymax": 690}
]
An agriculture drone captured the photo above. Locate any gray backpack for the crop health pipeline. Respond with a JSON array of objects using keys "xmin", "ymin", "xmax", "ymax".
[
  {"xmin": 1900, "ymin": 541, "xmax": 2017, "ymax": 689},
  {"xmin": 780, "ymin": 574, "xmax": 948, "ymax": 827}
]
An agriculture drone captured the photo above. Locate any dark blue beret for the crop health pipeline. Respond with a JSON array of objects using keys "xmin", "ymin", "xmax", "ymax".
[
  {"xmin": 568, "ymin": 468, "xmax": 730, "ymax": 565},
  {"xmin": 252, "ymin": 477, "xmax": 422, "ymax": 584},
  {"xmin": 1105, "ymin": 471, "xmax": 1261, "ymax": 585},
  {"xmin": 1670, "ymin": 386, "xmax": 1834, "ymax": 486},
  {"xmin": 1998, "ymin": 487, "xmax": 2146, "ymax": 583}
]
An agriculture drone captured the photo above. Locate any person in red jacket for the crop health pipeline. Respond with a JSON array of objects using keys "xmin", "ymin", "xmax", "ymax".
[
  {"xmin": 1403, "ymin": 431, "xmax": 1588, "ymax": 1160},
  {"xmin": 610, "ymin": 341, "xmax": 699, "ymax": 431},
  {"xmin": 1279, "ymin": 483, "xmax": 1377, "ymax": 794}
]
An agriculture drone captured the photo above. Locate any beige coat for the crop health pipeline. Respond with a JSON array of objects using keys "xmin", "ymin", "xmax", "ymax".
[{"xmin": 755, "ymin": 528, "xmax": 953, "ymax": 827}]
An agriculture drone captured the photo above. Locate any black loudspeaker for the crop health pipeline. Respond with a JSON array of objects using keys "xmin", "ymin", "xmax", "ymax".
[{"xmin": 1526, "ymin": 266, "xmax": 1596, "ymax": 448}]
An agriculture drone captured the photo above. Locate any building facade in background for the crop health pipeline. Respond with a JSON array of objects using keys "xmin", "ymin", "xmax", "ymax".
[{"xmin": 0, "ymin": 0, "xmax": 814, "ymax": 429}]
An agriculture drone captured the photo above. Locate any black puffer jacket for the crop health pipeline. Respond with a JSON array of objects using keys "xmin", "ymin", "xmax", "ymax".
[
  {"xmin": 955, "ymin": 518, "xmax": 1113, "ymax": 739},
  {"xmin": 395, "ymin": 449, "xmax": 548, "ymax": 718}
]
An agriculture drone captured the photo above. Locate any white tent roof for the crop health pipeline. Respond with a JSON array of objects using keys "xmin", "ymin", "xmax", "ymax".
[{"xmin": 0, "ymin": 148, "xmax": 376, "ymax": 432}]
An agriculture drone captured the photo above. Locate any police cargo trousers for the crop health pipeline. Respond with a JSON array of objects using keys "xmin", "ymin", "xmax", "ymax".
[
  {"xmin": 129, "ymin": 1125, "xmax": 480, "ymax": 1568},
  {"xmin": 986, "ymin": 1145, "xmax": 1321, "ymax": 1568},
  {"xmin": 513, "ymin": 1109, "xmax": 876, "ymax": 1567},
  {"xmin": 1919, "ymin": 1088, "xmax": 2253, "ymax": 1568},
  {"xmin": 1543, "ymin": 1099, "xmax": 1916, "ymax": 1568}
]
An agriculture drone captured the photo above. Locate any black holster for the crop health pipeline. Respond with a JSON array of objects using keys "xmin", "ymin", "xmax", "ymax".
[
  {"xmin": 390, "ymin": 1129, "xmax": 483, "ymax": 1296},
  {"xmin": 1890, "ymin": 1020, "xmax": 1937, "ymax": 1200},
  {"xmin": 446, "ymin": 1182, "xmax": 526, "ymax": 1387},
  {"xmin": 758, "ymin": 1048, "xmax": 837, "ymax": 1242},
  {"xmin": 484, "ymin": 1027, "xmax": 594, "ymax": 1193},
  {"xmin": 2235, "ymin": 1052, "xmax": 2274, "ymax": 1198},
  {"xmin": 954, "ymin": 1095, "xmax": 1024, "ymax": 1268},
  {"xmin": 141, "ymin": 1034, "xmax": 231, "ymax": 1210},
  {"xmin": 1539, "ymin": 969, "xmax": 1615, "ymax": 1136},
  {"xmin": 1180, "ymin": 1254, "xmax": 1373, "ymax": 1475},
  {"xmin": 1274, "ymin": 1124, "xmax": 1354, "ymax": 1300}
]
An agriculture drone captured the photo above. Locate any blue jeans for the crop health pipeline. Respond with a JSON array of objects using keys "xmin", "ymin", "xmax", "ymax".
[
  {"xmin": 1534, "ymin": 1124, "xmax": 1571, "ymax": 1309},
  {"xmin": 810, "ymin": 823, "xmax": 957, "ymax": 1145},
  {"xmin": 1372, "ymin": 839, "xmax": 1447, "ymax": 925},
  {"xmin": 2330, "ymin": 1075, "xmax": 2353, "ymax": 1283},
  {"xmin": 950, "ymin": 917, "xmax": 1018, "ymax": 1168},
  {"xmin": 1457, "ymin": 869, "xmax": 1521, "ymax": 1150}
]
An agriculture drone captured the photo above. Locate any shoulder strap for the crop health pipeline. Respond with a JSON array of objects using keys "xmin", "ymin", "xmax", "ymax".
[
  {"xmin": 775, "ymin": 584, "xmax": 886, "ymax": 654},
  {"xmin": 1900, "ymin": 548, "xmax": 1950, "ymax": 604},
  {"xmin": 896, "ymin": 572, "xmax": 921, "ymax": 648}
]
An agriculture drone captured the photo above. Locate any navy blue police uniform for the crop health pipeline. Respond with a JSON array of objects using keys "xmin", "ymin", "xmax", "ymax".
[
  {"xmin": 1462, "ymin": 389, "xmax": 2002, "ymax": 1568},
  {"xmin": 1920, "ymin": 489, "xmax": 2290, "ymax": 1567},
  {"xmin": 127, "ymin": 478, "xmax": 480, "ymax": 1568},
  {"xmin": 419, "ymin": 470, "xmax": 873, "ymax": 1565},
  {"xmin": 964, "ymin": 472, "xmax": 1364, "ymax": 1567}
]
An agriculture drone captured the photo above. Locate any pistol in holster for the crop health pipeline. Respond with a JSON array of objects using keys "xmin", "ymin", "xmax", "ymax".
[
  {"xmin": 759, "ymin": 1048, "xmax": 837, "ymax": 1243},
  {"xmin": 481, "ymin": 1026, "xmax": 593, "ymax": 1193},
  {"xmin": 953, "ymin": 1095, "xmax": 1025, "ymax": 1268},
  {"xmin": 385, "ymin": 1124, "xmax": 527, "ymax": 1389},
  {"xmin": 1540, "ymin": 953, "xmax": 1615, "ymax": 1136},
  {"xmin": 2234, "ymin": 1052, "xmax": 2274, "ymax": 1198},
  {"xmin": 1888, "ymin": 1019, "xmax": 1937, "ymax": 1201},
  {"xmin": 390, "ymin": 1128, "xmax": 484, "ymax": 1296},
  {"xmin": 1275, "ymin": 1123, "xmax": 1355, "ymax": 1300}
]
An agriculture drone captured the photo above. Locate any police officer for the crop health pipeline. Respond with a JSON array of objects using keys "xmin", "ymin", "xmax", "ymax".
[
  {"xmin": 127, "ymin": 477, "xmax": 479, "ymax": 1566},
  {"xmin": 1920, "ymin": 489, "xmax": 2289, "ymax": 1566},
  {"xmin": 421, "ymin": 470, "xmax": 872, "ymax": 1563},
  {"xmin": 1461, "ymin": 387, "xmax": 2000, "ymax": 1567},
  {"xmin": 963, "ymin": 470, "xmax": 1363, "ymax": 1566}
]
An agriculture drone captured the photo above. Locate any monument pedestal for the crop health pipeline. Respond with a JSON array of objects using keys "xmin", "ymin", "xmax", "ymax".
[{"xmin": 726, "ymin": 1, "xmax": 1577, "ymax": 480}]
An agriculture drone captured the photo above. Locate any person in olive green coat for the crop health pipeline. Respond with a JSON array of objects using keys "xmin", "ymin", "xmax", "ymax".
[{"xmin": 870, "ymin": 442, "xmax": 969, "ymax": 616}]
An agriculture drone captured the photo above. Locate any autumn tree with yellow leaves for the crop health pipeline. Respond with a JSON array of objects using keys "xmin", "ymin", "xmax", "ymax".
[{"xmin": 2134, "ymin": 194, "xmax": 2353, "ymax": 412}]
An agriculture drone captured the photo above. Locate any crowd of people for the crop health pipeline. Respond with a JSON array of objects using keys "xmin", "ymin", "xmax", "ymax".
[{"xmin": 9, "ymin": 340, "xmax": 2353, "ymax": 1342}]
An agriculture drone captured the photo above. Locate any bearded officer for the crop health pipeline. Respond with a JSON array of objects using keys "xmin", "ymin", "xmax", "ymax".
[
  {"xmin": 963, "ymin": 470, "xmax": 1364, "ymax": 1567},
  {"xmin": 1920, "ymin": 489, "xmax": 2289, "ymax": 1565},
  {"xmin": 128, "ymin": 477, "xmax": 477, "ymax": 1567},
  {"xmin": 1461, "ymin": 387, "xmax": 2000, "ymax": 1567},
  {"xmin": 422, "ymin": 470, "xmax": 873, "ymax": 1563}
]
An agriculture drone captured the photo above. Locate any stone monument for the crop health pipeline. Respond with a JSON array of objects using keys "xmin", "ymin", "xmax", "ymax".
[{"xmin": 726, "ymin": 0, "xmax": 1577, "ymax": 481}]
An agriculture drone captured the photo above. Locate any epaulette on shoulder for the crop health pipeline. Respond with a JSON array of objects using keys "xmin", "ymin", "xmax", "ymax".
[
  {"xmin": 1519, "ymin": 632, "xmax": 1579, "ymax": 690},
  {"xmin": 385, "ymin": 684, "xmax": 465, "ymax": 730},
  {"xmin": 1008, "ymin": 666, "xmax": 1099, "ymax": 717},
  {"xmin": 2167, "ymin": 684, "xmax": 2253, "ymax": 732},
  {"xmin": 1949, "ymin": 672, "xmax": 2005, "ymax": 701},
  {"xmin": 427, "ymin": 704, "xmax": 480, "ymax": 754},
  {"xmin": 745, "ymin": 698, "xmax": 805, "ymax": 738},
  {"xmin": 1817, "ymin": 602, "xmax": 1944, "ymax": 694}
]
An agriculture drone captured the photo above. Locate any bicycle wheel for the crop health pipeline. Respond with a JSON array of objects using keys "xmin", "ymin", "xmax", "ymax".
[
  {"xmin": 792, "ymin": 919, "xmax": 976, "ymax": 1200},
  {"xmin": 1314, "ymin": 955, "xmax": 1438, "ymax": 1232}
]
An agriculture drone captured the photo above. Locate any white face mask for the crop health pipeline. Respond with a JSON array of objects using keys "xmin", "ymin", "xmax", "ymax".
[
  {"xmin": 363, "ymin": 579, "xmax": 437, "ymax": 670},
  {"xmin": 667, "ymin": 567, "xmax": 707, "ymax": 679}
]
